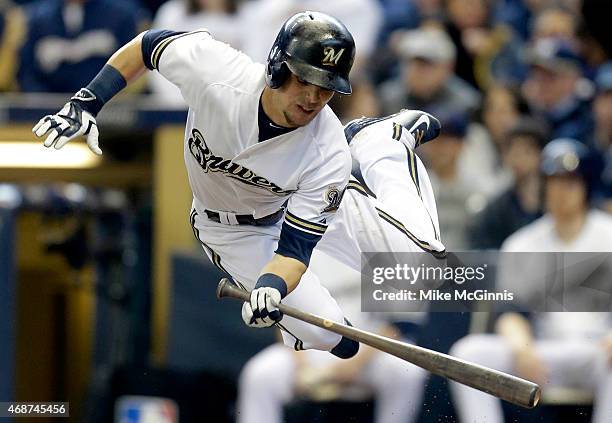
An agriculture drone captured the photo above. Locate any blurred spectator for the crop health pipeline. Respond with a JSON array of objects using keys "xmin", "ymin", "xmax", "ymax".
[
  {"xmin": 469, "ymin": 118, "xmax": 547, "ymax": 249},
  {"xmin": 420, "ymin": 113, "xmax": 485, "ymax": 250},
  {"xmin": 370, "ymin": 0, "xmax": 436, "ymax": 85},
  {"xmin": 592, "ymin": 63, "xmax": 612, "ymax": 152},
  {"xmin": 328, "ymin": 79, "xmax": 380, "ymax": 124},
  {"xmin": 17, "ymin": 0, "xmax": 148, "ymax": 93},
  {"xmin": 444, "ymin": 0, "xmax": 491, "ymax": 88},
  {"xmin": 581, "ymin": 0, "xmax": 612, "ymax": 62},
  {"xmin": 376, "ymin": 0, "xmax": 444, "ymax": 45},
  {"xmin": 531, "ymin": 6, "xmax": 577, "ymax": 43},
  {"xmin": 237, "ymin": 0, "xmax": 383, "ymax": 70},
  {"xmin": 237, "ymin": 252, "xmax": 427, "ymax": 423},
  {"xmin": 415, "ymin": 0, "xmax": 443, "ymax": 19},
  {"xmin": 379, "ymin": 27, "xmax": 480, "ymax": 118},
  {"xmin": 149, "ymin": 0, "xmax": 241, "ymax": 105},
  {"xmin": 576, "ymin": 19, "xmax": 609, "ymax": 70},
  {"xmin": 478, "ymin": 26, "xmax": 526, "ymax": 88},
  {"xmin": 376, "ymin": 0, "xmax": 421, "ymax": 47},
  {"xmin": 492, "ymin": 0, "xmax": 533, "ymax": 40},
  {"xmin": 460, "ymin": 84, "xmax": 527, "ymax": 199},
  {"xmin": 0, "ymin": 0, "xmax": 25, "ymax": 91},
  {"xmin": 492, "ymin": 0, "xmax": 579, "ymax": 41},
  {"xmin": 479, "ymin": 84, "xmax": 526, "ymax": 155},
  {"xmin": 445, "ymin": 0, "xmax": 528, "ymax": 89},
  {"xmin": 450, "ymin": 138, "xmax": 612, "ymax": 423},
  {"xmin": 152, "ymin": 0, "xmax": 240, "ymax": 43},
  {"xmin": 522, "ymin": 38, "xmax": 593, "ymax": 141},
  {"xmin": 592, "ymin": 63, "xmax": 612, "ymax": 210}
]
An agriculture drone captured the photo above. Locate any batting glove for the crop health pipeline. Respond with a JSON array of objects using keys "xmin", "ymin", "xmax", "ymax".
[
  {"xmin": 241, "ymin": 287, "xmax": 283, "ymax": 328},
  {"xmin": 32, "ymin": 91, "xmax": 102, "ymax": 155}
]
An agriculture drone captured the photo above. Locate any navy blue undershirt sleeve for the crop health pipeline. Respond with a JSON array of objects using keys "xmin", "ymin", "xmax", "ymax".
[
  {"xmin": 275, "ymin": 223, "xmax": 322, "ymax": 267},
  {"xmin": 141, "ymin": 29, "xmax": 185, "ymax": 70}
]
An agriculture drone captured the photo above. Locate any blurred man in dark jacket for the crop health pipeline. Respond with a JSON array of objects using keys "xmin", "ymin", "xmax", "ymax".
[
  {"xmin": 469, "ymin": 118, "xmax": 547, "ymax": 249},
  {"xmin": 522, "ymin": 38, "xmax": 593, "ymax": 141},
  {"xmin": 379, "ymin": 27, "xmax": 481, "ymax": 119},
  {"xmin": 18, "ymin": 0, "xmax": 147, "ymax": 92}
]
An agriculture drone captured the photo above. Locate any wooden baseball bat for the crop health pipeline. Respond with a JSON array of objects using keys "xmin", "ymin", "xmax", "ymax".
[{"xmin": 216, "ymin": 277, "xmax": 540, "ymax": 409}]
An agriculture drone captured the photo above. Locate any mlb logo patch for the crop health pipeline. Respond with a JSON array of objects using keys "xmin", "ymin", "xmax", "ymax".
[{"xmin": 115, "ymin": 396, "xmax": 178, "ymax": 423}]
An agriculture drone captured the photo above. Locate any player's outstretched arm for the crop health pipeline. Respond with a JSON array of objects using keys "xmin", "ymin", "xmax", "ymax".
[
  {"xmin": 241, "ymin": 254, "xmax": 306, "ymax": 328},
  {"xmin": 32, "ymin": 33, "xmax": 147, "ymax": 155}
]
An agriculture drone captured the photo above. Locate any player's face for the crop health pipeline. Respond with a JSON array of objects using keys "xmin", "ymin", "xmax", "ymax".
[
  {"xmin": 545, "ymin": 174, "xmax": 587, "ymax": 218},
  {"xmin": 278, "ymin": 73, "xmax": 334, "ymax": 127},
  {"xmin": 483, "ymin": 86, "xmax": 519, "ymax": 143}
]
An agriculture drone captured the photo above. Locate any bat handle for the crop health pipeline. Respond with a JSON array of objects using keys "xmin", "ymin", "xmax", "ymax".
[{"xmin": 216, "ymin": 277, "xmax": 250, "ymax": 302}]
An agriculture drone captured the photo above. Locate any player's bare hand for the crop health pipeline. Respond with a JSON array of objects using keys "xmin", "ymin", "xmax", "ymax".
[
  {"xmin": 241, "ymin": 287, "xmax": 283, "ymax": 328},
  {"xmin": 514, "ymin": 346, "xmax": 548, "ymax": 386},
  {"xmin": 32, "ymin": 96, "xmax": 102, "ymax": 155}
]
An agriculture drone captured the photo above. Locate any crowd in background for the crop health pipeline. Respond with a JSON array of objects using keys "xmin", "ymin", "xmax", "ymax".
[
  {"xmin": 2, "ymin": 1, "xmax": 612, "ymax": 421},
  {"xmin": 1, "ymin": 0, "xmax": 611, "ymax": 252}
]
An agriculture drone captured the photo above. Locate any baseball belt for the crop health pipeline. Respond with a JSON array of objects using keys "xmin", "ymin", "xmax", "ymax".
[{"xmin": 204, "ymin": 208, "xmax": 285, "ymax": 226}]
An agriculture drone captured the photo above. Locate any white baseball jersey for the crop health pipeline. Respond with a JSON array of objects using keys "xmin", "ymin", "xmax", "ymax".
[
  {"xmin": 452, "ymin": 213, "xmax": 612, "ymax": 423},
  {"xmin": 144, "ymin": 29, "xmax": 351, "ymax": 265},
  {"xmin": 142, "ymin": 29, "xmax": 352, "ymax": 352},
  {"xmin": 499, "ymin": 210, "xmax": 612, "ymax": 340}
]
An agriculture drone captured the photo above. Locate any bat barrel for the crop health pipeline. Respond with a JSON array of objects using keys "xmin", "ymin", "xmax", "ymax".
[
  {"xmin": 393, "ymin": 341, "xmax": 540, "ymax": 409},
  {"xmin": 477, "ymin": 370, "xmax": 540, "ymax": 408}
]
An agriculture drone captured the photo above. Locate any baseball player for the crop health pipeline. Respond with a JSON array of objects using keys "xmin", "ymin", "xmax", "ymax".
[
  {"xmin": 32, "ymin": 11, "xmax": 361, "ymax": 358},
  {"xmin": 237, "ymin": 109, "xmax": 447, "ymax": 423},
  {"xmin": 31, "ymin": 9, "xmax": 447, "ymax": 358},
  {"xmin": 449, "ymin": 139, "xmax": 612, "ymax": 423}
]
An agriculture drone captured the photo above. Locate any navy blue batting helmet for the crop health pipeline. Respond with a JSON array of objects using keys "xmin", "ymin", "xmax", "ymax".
[
  {"xmin": 540, "ymin": 138, "xmax": 591, "ymax": 179},
  {"xmin": 266, "ymin": 11, "xmax": 355, "ymax": 95}
]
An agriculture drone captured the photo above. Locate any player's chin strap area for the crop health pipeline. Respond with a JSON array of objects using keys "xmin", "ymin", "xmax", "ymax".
[{"xmin": 204, "ymin": 208, "xmax": 285, "ymax": 226}]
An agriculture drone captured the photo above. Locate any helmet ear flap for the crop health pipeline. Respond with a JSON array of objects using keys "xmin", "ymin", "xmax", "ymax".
[
  {"xmin": 266, "ymin": 46, "xmax": 289, "ymax": 89},
  {"xmin": 272, "ymin": 62, "xmax": 290, "ymax": 88}
]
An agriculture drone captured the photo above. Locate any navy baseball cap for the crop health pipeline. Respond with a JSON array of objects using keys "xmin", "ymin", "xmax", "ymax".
[
  {"xmin": 595, "ymin": 62, "xmax": 612, "ymax": 93},
  {"xmin": 507, "ymin": 117, "xmax": 549, "ymax": 149},
  {"xmin": 528, "ymin": 38, "xmax": 582, "ymax": 73}
]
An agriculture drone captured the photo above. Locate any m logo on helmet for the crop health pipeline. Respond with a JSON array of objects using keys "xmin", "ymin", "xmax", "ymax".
[{"xmin": 322, "ymin": 47, "xmax": 345, "ymax": 66}]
